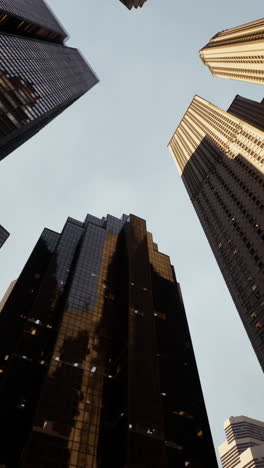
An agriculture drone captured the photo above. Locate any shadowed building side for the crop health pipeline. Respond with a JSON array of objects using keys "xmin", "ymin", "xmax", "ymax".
[
  {"xmin": 227, "ymin": 96, "xmax": 264, "ymax": 132},
  {"xmin": 200, "ymin": 17, "xmax": 264, "ymax": 85},
  {"xmin": 168, "ymin": 95, "xmax": 264, "ymax": 371},
  {"xmin": 0, "ymin": 228, "xmax": 60, "ymax": 467}
]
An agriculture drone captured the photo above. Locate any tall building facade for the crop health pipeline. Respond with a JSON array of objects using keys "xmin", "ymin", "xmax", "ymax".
[
  {"xmin": 0, "ymin": 0, "xmax": 98, "ymax": 162},
  {"xmin": 120, "ymin": 0, "xmax": 147, "ymax": 9},
  {"xmin": 0, "ymin": 224, "xmax": 9, "ymax": 248},
  {"xmin": 168, "ymin": 95, "xmax": 264, "ymax": 371},
  {"xmin": 200, "ymin": 18, "xmax": 264, "ymax": 85},
  {"xmin": 219, "ymin": 416, "xmax": 264, "ymax": 468},
  {"xmin": 0, "ymin": 213, "xmax": 218, "ymax": 468}
]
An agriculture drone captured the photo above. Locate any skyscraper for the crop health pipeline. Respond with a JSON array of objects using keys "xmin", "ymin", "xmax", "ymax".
[
  {"xmin": 219, "ymin": 416, "xmax": 264, "ymax": 468},
  {"xmin": 168, "ymin": 95, "xmax": 264, "ymax": 371},
  {"xmin": 0, "ymin": 0, "xmax": 98, "ymax": 162},
  {"xmin": 0, "ymin": 213, "xmax": 218, "ymax": 468},
  {"xmin": 200, "ymin": 18, "xmax": 264, "ymax": 85},
  {"xmin": 0, "ymin": 224, "xmax": 9, "ymax": 248},
  {"xmin": 120, "ymin": 0, "xmax": 147, "ymax": 9}
]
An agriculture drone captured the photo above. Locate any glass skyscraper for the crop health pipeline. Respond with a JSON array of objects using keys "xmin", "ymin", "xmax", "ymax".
[
  {"xmin": 0, "ymin": 213, "xmax": 218, "ymax": 468},
  {"xmin": 0, "ymin": 0, "xmax": 98, "ymax": 162},
  {"xmin": 168, "ymin": 95, "xmax": 264, "ymax": 371},
  {"xmin": 0, "ymin": 224, "xmax": 9, "ymax": 248}
]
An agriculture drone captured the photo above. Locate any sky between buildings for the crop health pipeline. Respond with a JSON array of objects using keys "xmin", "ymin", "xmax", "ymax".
[{"xmin": 0, "ymin": 0, "xmax": 264, "ymax": 463}]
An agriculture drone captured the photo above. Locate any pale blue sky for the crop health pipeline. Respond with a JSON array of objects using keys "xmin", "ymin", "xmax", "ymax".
[{"xmin": 0, "ymin": 0, "xmax": 264, "ymax": 463}]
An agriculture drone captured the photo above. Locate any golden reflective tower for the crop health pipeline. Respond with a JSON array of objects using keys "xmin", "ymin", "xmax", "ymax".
[
  {"xmin": 0, "ymin": 213, "xmax": 218, "ymax": 467},
  {"xmin": 168, "ymin": 95, "xmax": 264, "ymax": 371},
  {"xmin": 200, "ymin": 18, "xmax": 264, "ymax": 85}
]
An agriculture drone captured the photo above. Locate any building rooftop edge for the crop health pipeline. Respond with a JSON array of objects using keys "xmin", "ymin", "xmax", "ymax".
[{"xmin": 224, "ymin": 416, "xmax": 264, "ymax": 429}]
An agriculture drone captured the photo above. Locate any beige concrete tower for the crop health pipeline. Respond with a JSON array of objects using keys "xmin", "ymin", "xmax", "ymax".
[
  {"xmin": 219, "ymin": 416, "xmax": 264, "ymax": 468},
  {"xmin": 200, "ymin": 18, "xmax": 264, "ymax": 85},
  {"xmin": 168, "ymin": 95, "xmax": 264, "ymax": 371}
]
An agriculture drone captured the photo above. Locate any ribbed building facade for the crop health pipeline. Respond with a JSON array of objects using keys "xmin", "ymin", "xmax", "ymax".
[
  {"xmin": 120, "ymin": 0, "xmax": 147, "ymax": 9},
  {"xmin": 0, "ymin": 224, "xmax": 9, "ymax": 248},
  {"xmin": 0, "ymin": 213, "xmax": 218, "ymax": 468},
  {"xmin": 0, "ymin": 0, "xmax": 98, "ymax": 162},
  {"xmin": 219, "ymin": 416, "xmax": 264, "ymax": 468},
  {"xmin": 200, "ymin": 18, "xmax": 264, "ymax": 85},
  {"xmin": 168, "ymin": 95, "xmax": 264, "ymax": 371}
]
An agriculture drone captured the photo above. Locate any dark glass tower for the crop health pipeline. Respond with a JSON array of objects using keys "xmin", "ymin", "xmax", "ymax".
[
  {"xmin": 120, "ymin": 0, "xmax": 148, "ymax": 9},
  {"xmin": 0, "ymin": 213, "xmax": 218, "ymax": 468},
  {"xmin": 168, "ymin": 95, "xmax": 264, "ymax": 371},
  {"xmin": 0, "ymin": 224, "xmax": 9, "ymax": 248},
  {"xmin": 0, "ymin": 0, "xmax": 98, "ymax": 162}
]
